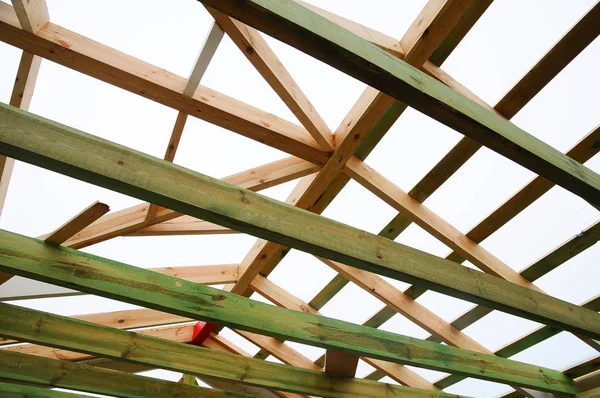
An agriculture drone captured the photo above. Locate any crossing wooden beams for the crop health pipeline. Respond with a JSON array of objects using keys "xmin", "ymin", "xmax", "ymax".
[
  {"xmin": 0, "ymin": 231, "xmax": 586, "ymax": 393},
  {"xmin": 0, "ymin": 350, "xmax": 252, "ymax": 398},
  {"xmin": 1, "ymin": 105, "xmax": 599, "ymax": 343},
  {"xmin": 0, "ymin": 304, "xmax": 466, "ymax": 398},
  {"xmin": 199, "ymin": 0, "xmax": 600, "ymax": 207},
  {"xmin": 0, "ymin": 2, "xmax": 328, "ymax": 165},
  {"xmin": 206, "ymin": 7, "xmax": 333, "ymax": 150}
]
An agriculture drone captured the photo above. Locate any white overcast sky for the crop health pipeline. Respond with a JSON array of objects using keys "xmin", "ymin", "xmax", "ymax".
[{"xmin": 0, "ymin": 0, "xmax": 599, "ymax": 396}]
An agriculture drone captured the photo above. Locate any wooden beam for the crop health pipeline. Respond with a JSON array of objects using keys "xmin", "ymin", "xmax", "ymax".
[
  {"xmin": 435, "ymin": 294, "xmax": 600, "ymax": 390},
  {"xmin": 0, "ymin": 51, "xmax": 42, "ymax": 219},
  {"xmin": 0, "ymin": 350, "xmax": 254, "ymax": 398},
  {"xmin": 322, "ymin": 123, "xmax": 600, "ymax": 339},
  {"xmin": 60, "ymin": 156, "xmax": 318, "ymax": 249},
  {"xmin": 226, "ymin": 0, "xmax": 495, "ymax": 298},
  {"xmin": 0, "ymin": 304, "xmax": 465, "ymax": 398},
  {"xmin": 0, "ymin": 200, "xmax": 109, "ymax": 285},
  {"xmin": 1, "ymin": 105, "xmax": 599, "ymax": 343},
  {"xmin": 0, "ymin": 234, "xmax": 582, "ymax": 393},
  {"xmin": 11, "ymin": 0, "xmax": 49, "ymax": 34},
  {"xmin": 0, "ymin": 2, "xmax": 327, "ymax": 165},
  {"xmin": 129, "ymin": 218, "xmax": 236, "ymax": 236},
  {"xmin": 495, "ymin": 2, "xmax": 600, "ymax": 118},
  {"xmin": 183, "ymin": 20, "xmax": 224, "ymax": 98},
  {"xmin": 0, "ymin": 262, "xmax": 238, "ymax": 307},
  {"xmin": 0, "ymin": 383, "xmax": 90, "ymax": 398},
  {"xmin": 324, "ymin": 351, "xmax": 359, "ymax": 378},
  {"xmin": 207, "ymin": 7, "xmax": 333, "ymax": 151},
  {"xmin": 199, "ymin": 0, "xmax": 600, "ymax": 207},
  {"xmin": 42, "ymin": 201, "xmax": 110, "ymax": 244}
]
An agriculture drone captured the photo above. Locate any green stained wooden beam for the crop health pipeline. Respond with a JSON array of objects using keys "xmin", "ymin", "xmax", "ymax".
[
  {"xmin": 0, "ymin": 104, "xmax": 599, "ymax": 342},
  {"xmin": 0, "ymin": 350, "xmax": 251, "ymax": 398},
  {"xmin": 434, "ymin": 295, "xmax": 600, "ymax": 390},
  {"xmin": 196, "ymin": 0, "xmax": 600, "ymax": 208},
  {"xmin": 0, "ymin": 383, "xmax": 90, "ymax": 398},
  {"xmin": 0, "ymin": 233, "xmax": 580, "ymax": 394},
  {"xmin": 0, "ymin": 304, "xmax": 464, "ymax": 398}
]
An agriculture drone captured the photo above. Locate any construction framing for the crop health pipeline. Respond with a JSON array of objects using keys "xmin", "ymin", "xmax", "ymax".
[{"xmin": 0, "ymin": 0, "xmax": 598, "ymax": 397}]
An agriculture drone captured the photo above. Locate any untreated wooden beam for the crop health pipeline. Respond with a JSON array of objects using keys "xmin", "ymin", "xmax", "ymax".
[
  {"xmin": 199, "ymin": 0, "xmax": 600, "ymax": 207},
  {"xmin": 0, "ymin": 2, "xmax": 327, "ymax": 165},
  {"xmin": 227, "ymin": 0, "xmax": 481, "ymax": 299},
  {"xmin": 207, "ymin": 8, "xmax": 333, "ymax": 151},
  {"xmin": 0, "ymin": 303, "xmax": 465, "ymax": 398},
  {"xmin": 43, "ymin": 201, "xmax": 110, "ymax": 244},
  {"xmin": 324, "ymin": 351, "xmax": 359, "ymax": 378},
  {"xmin": 11, "ymin": 0, "xmax": 49, "ymax": 34}
]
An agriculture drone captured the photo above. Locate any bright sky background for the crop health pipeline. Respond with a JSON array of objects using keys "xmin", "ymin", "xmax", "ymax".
[{"xmin": 0, "ymin": 0, "xmax": 599, "ymax": 396}]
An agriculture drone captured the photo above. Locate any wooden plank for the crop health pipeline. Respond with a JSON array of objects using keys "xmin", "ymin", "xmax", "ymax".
[
  {"xmin": 0, "ymin": 383, "xmax": 90, "ymax": 398},
  {"xmin": 0, "ymin": 233, "xmax": 582, "ymax": 393},
  {"xmin": 228, "ymin": 0, "xmax": 477, "ymax": 298},
  {"xmin": 0, "ymin": 2, "xmax": 327, "ymax": 165},
  {"xmin": 0, "ymin": 350, "xmax": 254, "ymax": 398},
  {"xmin": 130, "ymin": 218, "xmax": 236, "ymax": 236},
  {"xmin": 43, "ymin": 201, "xmax": 110, "ymax": 244},
  {"xmin": 0, "ymin": 200, "xmax": 109, "ymax": 285},
  {"xmin": 198, "ymin": 0, "xmax": 600, "ymax": 207},
  {"xmin": 0, "ymin": 51, "xmax": 42, "ymax": 219},
  {"xmin": 11, "ymin": 0, "xmax": 49, "ymax": 33},
  {"xmin": 325, "ymin": 351, "xmax": 359, "ymax": 378},
  {"xmin": 207, "ymin": 8, "xmax": 333, "ymax": 151},
  {"xmin": 435, "ymin": 295, "xmax": 600, "ymax": 390},
  {"xmin": 495, "ymin": 2, "xmax": 600, "ymax": 119},
  {"xmin": 0, "ymin": 105, "xmax": 599, "ymax": 343},
  {"xmin": 183, "ymin": 20, "xmax": 224, "ymax": 98},
  {"xmin": 345, "ymin": 156, "xmax": 538, "ymax": 288},
  {"xmin": 61, "ymin": 156, "xmax": 318, "ymax": 249},
  {"xmin": 344, "ymin": 124, "xmax": 600, "ymax": 340},
  {"xmin": 0, "ymin": 304, "xmax": 466, "ymax": 398}
]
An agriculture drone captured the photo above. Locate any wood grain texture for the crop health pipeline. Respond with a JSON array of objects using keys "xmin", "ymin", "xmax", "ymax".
[
  {"xmin": 0, "ymin": 232, "xmax": 582, "ymax": 393},
  {"xmin": 0, "ymin": 2, "xmax": 327, "ymax": 165},
  {"xmin": 0, "ymin": 105, "xmax": 599, "ymax": 344},
  {"xmin": 11, "ymin": 0, "xmax": 49, "ymax": 33},
  {"xmin": 207, "ymin": 7, "xmax": 333, "ymax": 151},
  {"xmin": 197, "ymin": 0, "xmax": 600, "ymax": 207},
  {"xmin": 61, "ymin": 156, "xmax": 318, "ymax": 248},
  {"xmin": 0, "ymin": 350, "xmax": 254, "ymax": 397},
  {"xmin": 0, "ymin": 304, "xmax": 464, "ymax": 398},
  {"xmin": 43, "ymin": 201, "xmax": 110, "ymax": 244}
]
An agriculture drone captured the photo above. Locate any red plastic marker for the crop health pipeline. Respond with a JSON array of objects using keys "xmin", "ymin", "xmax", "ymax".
[{"xmin": 190, "ymin": 321, "xmax": 217, "ymax": 346}]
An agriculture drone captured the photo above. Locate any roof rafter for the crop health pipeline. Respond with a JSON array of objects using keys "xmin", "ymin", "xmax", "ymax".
[{"xmin": 198, "ymin": 0, "xmax": 600, "ymax": 207}]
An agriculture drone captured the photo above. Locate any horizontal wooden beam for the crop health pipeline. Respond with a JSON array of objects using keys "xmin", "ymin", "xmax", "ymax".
[
  {"xmin": 0, "ymin": 2, "xmax": 327, "ymax": 165},
  {"xmin": 0, "ymin": 232, "xmax": 581, "ymax": 394},
  {"xmin": 62, "ymin": 156, "xmax": 318, "ymax": 249},
  {"xmin": 199, "ymin": 0, "xmax": 600, "ymax": 207},
  {"xmin": 0, "ymin": 303, "xmax": 463, "ymax": 398},
  {"xmin": 0, "ymin": 382, "xmax": 89, "ymax": 398},
  {"xmin": 0, "ymin": 349, "xmax": 253, "ymax": 397},
  {"xmin": 0, "ymin": 104, "xmax": 599, "ymax": 344}
]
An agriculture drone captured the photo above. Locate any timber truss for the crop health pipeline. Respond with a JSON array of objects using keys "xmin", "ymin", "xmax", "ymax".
[{"xmin": 0, "ymin": 0, "xmax": 599, "ymax": 397}]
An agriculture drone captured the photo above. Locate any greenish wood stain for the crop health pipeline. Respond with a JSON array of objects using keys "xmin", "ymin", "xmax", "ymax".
[
  {"xmin": 197, "ymin": 0, "xmax": 600, "ymax": 207},
  {"xmin": 0, "ymin": 304, "xmax": 462, "ymax": 398},
  {"xmin": 0, "ymin": 229, "xmax": 580, "ymax": 394},
  {"xmin": 0, "ymin": 104, "xmax": 599, "ymax": 343},
  {"xmin": 0, "ymin": 350, "xmax": 251, "ymax": 398}
]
